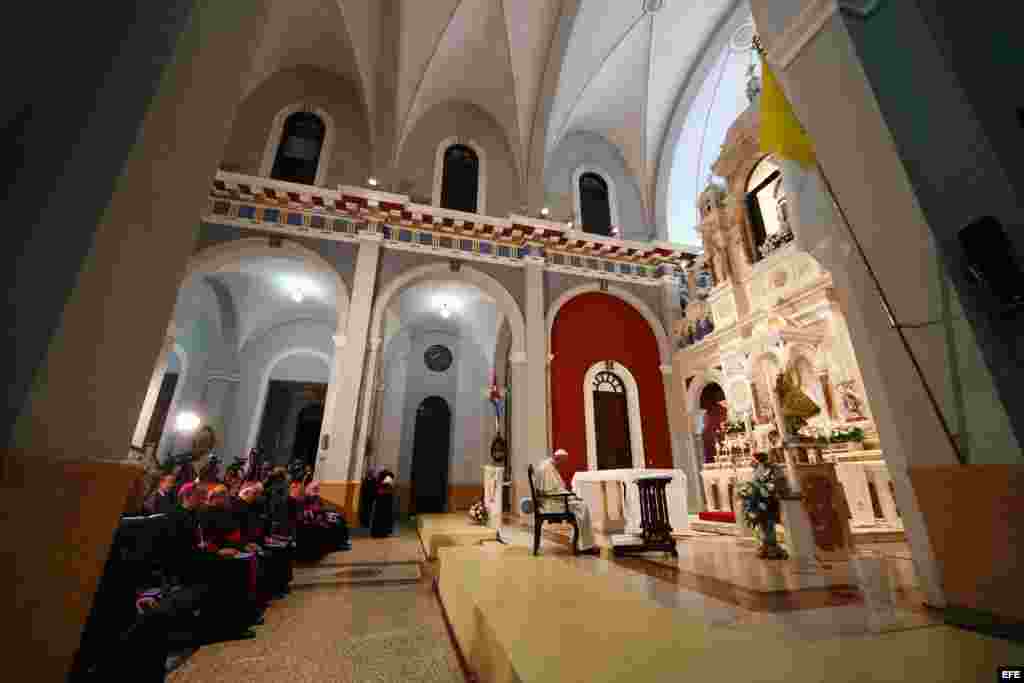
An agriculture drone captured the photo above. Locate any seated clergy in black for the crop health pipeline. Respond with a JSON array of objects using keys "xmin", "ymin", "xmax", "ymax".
[
  {"xmin": 300, "ymin": 481, "xmax": 351, "ymax": 558},
  {"xmin": 144, "ymin": 470, "xmax": 178, "ymax": 516}
]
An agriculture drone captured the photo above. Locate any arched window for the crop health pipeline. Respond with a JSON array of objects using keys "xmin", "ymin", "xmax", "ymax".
[
  {"xmin": 745, "ymin": 156, "xmax": 786, "ymax": 258},
  {"xmin": 271, "ymin": 111, "xmax": 326, "ymax": 185},
  {"xmin": 440, "ymin": 144, "xmax": 479, "ymax": 212},
  {"xmin": 579, "ymin": 172, "xmax": 612, "ymax": 236}
]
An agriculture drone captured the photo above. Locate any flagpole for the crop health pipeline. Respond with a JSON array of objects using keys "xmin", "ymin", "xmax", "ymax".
[{"xmin": 753, "ymin": 35, "xmax": 964, "ymax": 465}]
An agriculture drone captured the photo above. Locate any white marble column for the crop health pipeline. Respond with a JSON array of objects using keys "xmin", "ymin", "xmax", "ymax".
[
  {"xmin": 868, "ymin": 464, "xmax": 901, "ymax": 527},
  {"xmin": 321, "ymin": 233, "xmax": 382, "ymax": 483},
  {"xmin": 131, "ymin": 327, "xmax": 177, "ymax": 449},
  {"xmin": 523, "ymin": 258, "xmax": 549, "ymax": 463},
  {"xmin": 203, "ymin": 373, "xmax": 240, "ymax": 456},
  {"xmin": 662, "ymin": 363, "xmax": 701, "ymax": 512},
  {"xmin": 508, "ymin": 351, "xmax": 530, "ymax": 516},
  {"xmin": 351, "ymin": 336, "xmax": 384, "ymax": 483},
  {"xmin": 836, "ymin": 462, "xmax": 875, "ymax": 526},
  {"xmin": 317, "ymin": 332, "xmax": 346, "ymax": 466}
]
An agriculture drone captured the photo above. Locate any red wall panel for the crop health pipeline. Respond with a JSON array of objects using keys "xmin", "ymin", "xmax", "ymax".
[{"xmin": 550, "ymin": 292, "xmax": 672, "ymax": 482}]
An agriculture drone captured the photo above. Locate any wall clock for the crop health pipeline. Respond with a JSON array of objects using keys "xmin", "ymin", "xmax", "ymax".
[{"xmin": 424, "ymin": 344, "xmax": 453, "ymax": 372}]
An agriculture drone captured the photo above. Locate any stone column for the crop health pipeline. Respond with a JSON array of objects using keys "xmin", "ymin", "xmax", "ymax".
[
  {"xmin": 203, "ymin": 373, "xmax": 240, "ymax": 458},
  {"xmin": 130, "ymin": 326, "xmax": 177, "ymax": 449},
  {"xmin": 351, "ymin": 337, "xmax": 384, "ymax": 485},
  {"xmin": 2, "ymin": 4, "xmax": 273, "ymax": 679},
  {"xmin": 836, "ymin": 462, "xmax": 875, "ymax": 526},
  {"xmin": 523, "ymin": 258, "xmax": 549, "ymax": 464},
  {"xmin": 508, "ymin": 352, "xmax": 531, "ymax": 517},
  {"xmin": 317, "ymin": 332, "xmax": 347, "ymax": 465},
  {"xmin": 320, "ymin": 233, "xmax": 382, "ymax": 516},
  {"xmin": 752, "ymin": 0, "xmax": 962, "ymax": 606},
  {"xmin": 662, "ymin": 363, "xmax": 700, "ymax": 511}
]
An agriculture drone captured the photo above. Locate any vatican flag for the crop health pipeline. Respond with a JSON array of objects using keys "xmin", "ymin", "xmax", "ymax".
[{"xmin": 760, "ymin": 56, "xmax": 816, "ymax": 168}]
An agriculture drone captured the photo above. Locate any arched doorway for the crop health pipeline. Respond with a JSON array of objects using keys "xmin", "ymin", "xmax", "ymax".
[
  {"xmin": 593, "ymin": 369, "xmax": 632, "ymax": 470},
  {"xmin": 292, "ymin": 402, "xmax": 324, "ymax": 469},
  {"xmin": 410, "ymin": 396, "xmax": 452, "ymax": 514},
  {"xmin": 700, "ymin": 383, "xmax": 727, "ymax": 463}
]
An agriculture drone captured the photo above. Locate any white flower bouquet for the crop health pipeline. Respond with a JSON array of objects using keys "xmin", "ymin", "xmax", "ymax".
[{"xmin": 468, "ymin": 499, "xmax": 488, "ymax": 525}]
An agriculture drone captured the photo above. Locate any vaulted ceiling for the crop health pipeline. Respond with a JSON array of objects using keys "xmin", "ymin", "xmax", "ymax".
[{"xmin": 241, "ymin": 0, "xmax": 741, "ymax": 228}]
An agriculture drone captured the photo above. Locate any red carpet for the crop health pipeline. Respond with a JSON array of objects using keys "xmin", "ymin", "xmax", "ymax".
[{"xmin": 698, "ymin": 511, "xmax": 736, "ymax": 524}]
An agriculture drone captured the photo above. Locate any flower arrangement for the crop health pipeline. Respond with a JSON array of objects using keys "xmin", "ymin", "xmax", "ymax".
[
  {"xmin": 468, "ymin": 499, "xmax": 488, "ymax": 526},
  {"xmin": 737, "ymin": 461, "xmax": 781, "ymax": 535},
  {"xmin": 724, "ymin": 420, "xmax": 746, "ymax": 434},
  {"xmin": 829, "ymin": 426, "xmax": 865, "ymax": 443}
]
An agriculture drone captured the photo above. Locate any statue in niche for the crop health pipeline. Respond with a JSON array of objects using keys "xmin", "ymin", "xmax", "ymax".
[
  {"xmin": 775, "ymin": 367, "xmax": 821, "ymax": 436},
  {"xmin": 836, "ymin": 380, "xmax": 866, "ymax": 421}
]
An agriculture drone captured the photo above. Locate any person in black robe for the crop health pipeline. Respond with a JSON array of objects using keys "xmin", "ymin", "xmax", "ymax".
[
  {"xmin": 358, "ymin": 468, "xmax": 377, "ymax": 529},
  {"xmin": 369, "ymin": 470, "xmax": 396, "ymax": 538},
  {"xmin": 143, "ymin": 470, "xmax": 178, "ymax": 516}
]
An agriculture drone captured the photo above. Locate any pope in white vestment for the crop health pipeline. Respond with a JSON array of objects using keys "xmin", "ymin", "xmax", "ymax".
[{"xmin": 536, "ymin": 448, "xmax": 596, "ymax": 552}]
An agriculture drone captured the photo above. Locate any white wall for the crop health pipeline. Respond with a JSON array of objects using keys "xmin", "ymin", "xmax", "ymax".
[
  {"xmin": 376, "ymin": 311, "xmax": 497, "ymax": 507},
  {"xmin": 225, "ymin": 319, "xmax": 334, "ymax": 462},
  {"xmin": 545, "ymin": 130, "xmax": 651, "ymax": 241}
]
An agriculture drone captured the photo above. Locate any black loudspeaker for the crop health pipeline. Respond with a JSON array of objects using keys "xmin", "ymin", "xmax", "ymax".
[{"xmin": 957, "ymin": 216, "xmax": 1024, "ymax": 312}]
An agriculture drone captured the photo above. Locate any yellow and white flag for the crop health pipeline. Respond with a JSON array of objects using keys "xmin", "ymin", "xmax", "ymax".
[{"xmin": 760, "ymin": 56, "xmax": 816, "ymax": 168}]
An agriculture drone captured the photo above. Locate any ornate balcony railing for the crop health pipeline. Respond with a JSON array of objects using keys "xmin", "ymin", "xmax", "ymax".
[{"xmin": 204, "ymin": 172, "xmax": 698, "ymax": 285}]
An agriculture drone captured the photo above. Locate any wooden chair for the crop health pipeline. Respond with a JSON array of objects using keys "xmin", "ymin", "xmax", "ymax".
[{"xmin": 527, "ymin": 464, "xmax": 579, "ymax": 556}]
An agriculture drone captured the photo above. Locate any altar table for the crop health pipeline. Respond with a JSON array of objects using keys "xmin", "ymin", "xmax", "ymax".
[{"xmin": 571, "ymin": 468, "xmax": 688, "ymax": 535}]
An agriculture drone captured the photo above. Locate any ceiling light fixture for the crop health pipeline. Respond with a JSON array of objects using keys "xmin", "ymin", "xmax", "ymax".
[
  {"xmin": 291, "ymin": 287, "xmax": 305, "ymax": 303},
  {"xmin": 439, "ymin": 302, "xmax": 452, "ymax": 319},
  {"xmin": 175, "ymin": 411, "xmax": 201, "ymax": 433},
  {"xmin": 368, "ymin": 177, "xmax": 379, "ymax": 187}
]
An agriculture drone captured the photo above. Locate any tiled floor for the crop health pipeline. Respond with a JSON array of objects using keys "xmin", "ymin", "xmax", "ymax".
[
  {"xmin": 504, "ymin": 520, "xmax": 942, "ymax": 640},
  {"xmin": 170, "ymin": 517, "xmax": 945, "ymax": 681},
  {"xmin": 168, "ymin": 526, "xmax": 463, "ymax": 683}
]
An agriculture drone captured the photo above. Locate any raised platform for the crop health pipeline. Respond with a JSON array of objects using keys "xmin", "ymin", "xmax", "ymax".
[
  {"xmin": 417, "ymin": 513, "xmax": 497, "ymax": 560},
  {"xmin": 437, "ymin": 544, "xmax": 1022, "ymax": 682},
  {"xmin": 688, "ymin": 514, "xmax": 906, "ymax": 544}
]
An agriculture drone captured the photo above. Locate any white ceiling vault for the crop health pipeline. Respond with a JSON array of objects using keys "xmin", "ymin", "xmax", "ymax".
[{"xmin": 240, "ymin": 0, "xmax": 740, "ymax": 229}]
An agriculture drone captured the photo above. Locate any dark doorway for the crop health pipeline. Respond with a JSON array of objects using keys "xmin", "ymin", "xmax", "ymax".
[
  {"xmin": 593, "ymin": 370, "xmax": 632, "ymax": 470},
  {"xmin": 579, "ymin": 172, "xmax": 612, "ymax": 236},
  {"xmin": 700, "ymin": 383, "xmax": 727, "ymax": 464},
  {"xmin": 410, "ymin": 396, "xmax": 452, "ymax": 514},
  {"xmin": 440, "ymin": 144, "xmax": 479, "ymax": 212},
  {"xmin": 144, "ymin": 372, "xmax": 179, "ymax": 447},
  {"xmin": 256, "ymin": 380, "xmax": 328, "ymax": 465},
  {"xmin": 271, "ymin": 111, "xmax": 325, "ymax": 185},
  {"xmin": 292, "ymin": 403, "xmax": 324, "ymax": 469}
]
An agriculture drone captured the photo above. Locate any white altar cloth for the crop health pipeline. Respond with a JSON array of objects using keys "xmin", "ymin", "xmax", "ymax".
[{"xmin": 571, "ymin": 468, "xmax": 688, "ymax": 535}]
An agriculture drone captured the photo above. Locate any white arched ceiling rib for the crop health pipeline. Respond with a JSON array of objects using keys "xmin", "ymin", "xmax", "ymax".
[
  {"xmin": 562, "ymin": 16, "xmax": 653, "ymax": 207},
  {"xmin": 500, "ymin": 0, "xmax": 562, "ymax": 187},
  {"xmin": 545, "ymin": 2, "xmax": 646, "ymax": 159},
  {"xmin": 545, "ymin": 1, "xmax": 738, "ymax": 222},
  {"xmin": 397, "ymin": 0, "xmax": 520, "ymax": 178},
  {"xmin": 335, "ymin": 0, "xmax": 382, "ymax": 135}
]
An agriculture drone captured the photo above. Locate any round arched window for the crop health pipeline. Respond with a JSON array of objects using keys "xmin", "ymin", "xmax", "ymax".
[
  {"xmin": 441, "ymin": 145, "xmax": 480, "ymax": 213},
  {"xmin": 579, "ymin": 172, "xmax": 612, "ymax": 236},
  {"xmin": 271, "ymin": 111, "xmax": 326, "ymax": 185}
]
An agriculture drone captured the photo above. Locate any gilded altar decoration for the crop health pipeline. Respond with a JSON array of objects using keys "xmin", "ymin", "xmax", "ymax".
[{"xmin": 775, "ymin": 367, "xmax": 820, "ymax": 435}]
